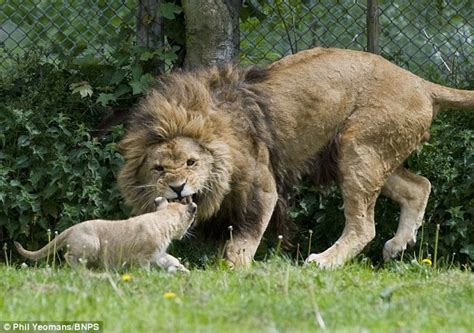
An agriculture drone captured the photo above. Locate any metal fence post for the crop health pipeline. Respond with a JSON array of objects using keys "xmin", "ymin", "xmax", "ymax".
[
  {"xmin": 136, "ymin": 0, "xmax": 163, "ymax": 73},
  {"xmin": 367, "ymin": 0, "xmax": 379, "ymax": 54},
  {"xmin": 136, "ymin": 0, "xmax": 162, "ymax": 49}
]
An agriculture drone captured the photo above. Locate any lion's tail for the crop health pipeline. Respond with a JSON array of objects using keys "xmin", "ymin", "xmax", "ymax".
[
  {"xmin": 426, "ymin": 81, "xmax": 474, "ymax": 110},
  {"xmin": 15, "ymin": 229, "xmax": 71, "ymax": 260}
]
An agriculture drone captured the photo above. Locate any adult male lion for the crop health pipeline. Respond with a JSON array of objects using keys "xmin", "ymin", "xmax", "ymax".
[{"xmin": 118, "ymin": 47, "xmax": 473, "ymax": 268}]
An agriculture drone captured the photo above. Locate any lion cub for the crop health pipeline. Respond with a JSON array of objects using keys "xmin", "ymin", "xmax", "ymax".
[{"xmin": 15, "ymin": 197, "xmax": 196, "ymax": 273}]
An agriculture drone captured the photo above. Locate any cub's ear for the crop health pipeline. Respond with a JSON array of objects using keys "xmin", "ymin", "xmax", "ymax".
[{"xmin": 154, "ymin": 197, "xmax": 168, "ymax": 210}]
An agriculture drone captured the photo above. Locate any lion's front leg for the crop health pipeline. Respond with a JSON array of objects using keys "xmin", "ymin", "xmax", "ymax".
[{"xmin": 225, "ymin": 166, "xmax": 278, "ymax": 268}]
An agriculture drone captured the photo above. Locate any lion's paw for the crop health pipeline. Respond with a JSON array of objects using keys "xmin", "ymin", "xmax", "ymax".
[
  {"xmin": 383, "ymin": 238, "xmax": 408, "ymax": 261},
  {"xmin": 305, "ymin": 253, "xmax": 341, "ymax": 269}
]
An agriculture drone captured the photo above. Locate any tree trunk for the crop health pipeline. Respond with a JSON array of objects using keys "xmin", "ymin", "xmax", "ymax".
[{"xmin": 182, "ymin": 0, "xmax": 241, "ymax": 69}]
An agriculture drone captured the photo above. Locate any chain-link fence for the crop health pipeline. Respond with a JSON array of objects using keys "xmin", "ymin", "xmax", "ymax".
[
  {"xmin": 1, "ymin": 1, "xmax": 472, "ymax": 85},
  {"xmin": 0, "ymin": 1, "xmax": 136, "ymax": 66},
  {"xmin": 241, "ymin": 0, "xmax": 473, "ymax": 86}
]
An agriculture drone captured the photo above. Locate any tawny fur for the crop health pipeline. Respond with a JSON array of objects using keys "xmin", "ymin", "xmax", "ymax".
[
  {"xmin": 15, "ymin": 198, "xmax": 196, "ymax": 272},
  {"xmin": 118, "ymin": 47, "xmax": 474, "ymax": 268}
]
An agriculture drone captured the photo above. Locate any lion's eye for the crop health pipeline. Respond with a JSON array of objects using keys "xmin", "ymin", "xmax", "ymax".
[
  {"xmin": 153, "ymin": 165, "xmax": 164, "ymax": 172},
  {"xmin": 186, "ymin": 159, "xmax": 196, "ymax": 166}
]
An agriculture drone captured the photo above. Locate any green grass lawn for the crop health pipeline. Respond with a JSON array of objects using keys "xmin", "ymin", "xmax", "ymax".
[{"xmin": 0, "ymin": 259, "xmax": 473, "ymax": 332}]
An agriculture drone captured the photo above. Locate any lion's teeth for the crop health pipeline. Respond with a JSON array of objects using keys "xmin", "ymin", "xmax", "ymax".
[{"xmin": 173, "ymin": 196, "xmax": 193, "ymax": 204}]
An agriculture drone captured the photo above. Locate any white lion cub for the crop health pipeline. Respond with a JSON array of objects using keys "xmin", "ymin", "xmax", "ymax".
[{"xmin": 15, "ymin": 197, "xmax": 196, "ymax": 273}]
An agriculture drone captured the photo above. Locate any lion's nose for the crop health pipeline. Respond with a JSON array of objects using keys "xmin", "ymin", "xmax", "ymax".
[{"xmin": 169, "ymin": 183, "xmax": 186, "ymax": 197}]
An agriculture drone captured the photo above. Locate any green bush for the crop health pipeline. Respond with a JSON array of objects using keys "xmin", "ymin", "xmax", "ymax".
[
  {"xmin": 0, "ymin": 56, "xmax": 127, "ymax": 254},
  {"xmin": 408, "ymin": 112, "xmax": 473, "ymax": 261},
  {"xmin": 0, "ymin": 25, "xmax": 180, "ymax": 260}
]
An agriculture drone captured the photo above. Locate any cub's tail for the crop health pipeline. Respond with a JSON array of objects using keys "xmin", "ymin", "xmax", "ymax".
[
  {"xmin": 15, "ymin": 229, "xmax": 71, "ymax": 260},
  {"xmin": 425, "ymin": 81, "xmax": 474, "ymax": 110}
]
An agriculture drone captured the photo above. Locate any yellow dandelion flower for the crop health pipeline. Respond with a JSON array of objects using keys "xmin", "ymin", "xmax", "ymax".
[
  {"xmin": 163, "ymin": 292, "xmax": 176, "ymax": 299},
  {"xmin": 421, "ymin": 258, "xmax": 432, "ymax": 266},
  {"xmin": 121, "ymin": 273, "xmax": 133, "ymax": 282}
]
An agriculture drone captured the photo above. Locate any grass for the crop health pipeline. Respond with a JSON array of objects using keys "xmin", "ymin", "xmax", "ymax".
[{"xmin": 0, "ymin": 258, "xmax": 473, "ymax": 332}]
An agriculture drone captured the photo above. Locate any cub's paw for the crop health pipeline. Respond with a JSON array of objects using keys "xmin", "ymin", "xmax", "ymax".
[{"xmin": 167, "ymin": 264, "xmax": 190, "ymax": 274}]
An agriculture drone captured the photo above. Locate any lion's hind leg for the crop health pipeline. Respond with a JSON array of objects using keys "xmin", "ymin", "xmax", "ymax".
[
  {"xmin": 306, "ymin": 99, "xmax": 432, "ymax": 268},
  {"xmin": 306, "ymin": 143, "xmax": 382, "ymax": 268},
  {"xmin": 381, "ymin": 168, "xmax": 431, "ymax": 261},
  {"xmin": 64, "ymin": 234, "xmax": 101, "ymax": 269}
]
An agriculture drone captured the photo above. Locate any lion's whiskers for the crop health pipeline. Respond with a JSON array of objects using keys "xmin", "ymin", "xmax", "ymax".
[
  {"xmin": 183, "ymin": 228, "xmax": 196, "ymax": 240},
  {"xmin": 125, "ymin": 184, "xmax": 157, "ymax": 190},
  {"xmin": 129, "ymin": 187, "xmax": 159, "ymax": 212}
]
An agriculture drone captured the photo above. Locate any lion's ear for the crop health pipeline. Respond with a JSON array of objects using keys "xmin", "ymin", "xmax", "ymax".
[{"xmin": 154, "ymin": 197, "xmax": 168, "ymax": 210}]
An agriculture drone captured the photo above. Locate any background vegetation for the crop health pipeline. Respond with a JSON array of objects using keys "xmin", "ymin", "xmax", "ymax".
[
  {"xmin": 241, "ymin": 0, "xmax": 473, "ymax": 86},
  {"xmin": 0, "ymin": 0, "xmax": 472, "ymax": 265}
]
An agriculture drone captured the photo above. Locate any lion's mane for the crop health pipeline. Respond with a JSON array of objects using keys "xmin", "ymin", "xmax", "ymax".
[{"xmin": 120, "ymin": 66, "xmax": 282, "ymax": 238}]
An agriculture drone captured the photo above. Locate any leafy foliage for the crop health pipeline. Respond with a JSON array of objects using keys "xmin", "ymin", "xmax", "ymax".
[
  {"xmin": 0, "ymin": 1, "xmax": 184, "ymax": 257},
  {"xmin": 0, "ymin": 56, "xmax": 128, "ymax": 252},
  {"xmin": 2, "ymin": 1, "xmax": 182, "ymax": 109},
  {"xmin": 69, "ymin": 25, "xmax": 179, "ymax": 108},
  {"xmin": 409, "ymin": 112, "xmax": 474, "ymax": 261}
]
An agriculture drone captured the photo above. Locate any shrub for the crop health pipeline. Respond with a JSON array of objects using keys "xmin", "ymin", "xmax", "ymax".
[
  {"xmin": 0, "ymin": 36, "xmax": 179, "ymax": 260},
  {"xmin": 0, "ymin": 56, "xmax": 127, "ymax": 254},
  {"xmin": 408, "ymin": 112, "xmax": 473, "ymax": 262}
]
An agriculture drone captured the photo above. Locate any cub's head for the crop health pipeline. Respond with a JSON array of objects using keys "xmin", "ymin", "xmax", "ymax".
[{"xmin": 153, "ymin": 197, "xmax": 198, "ymax": 239}]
